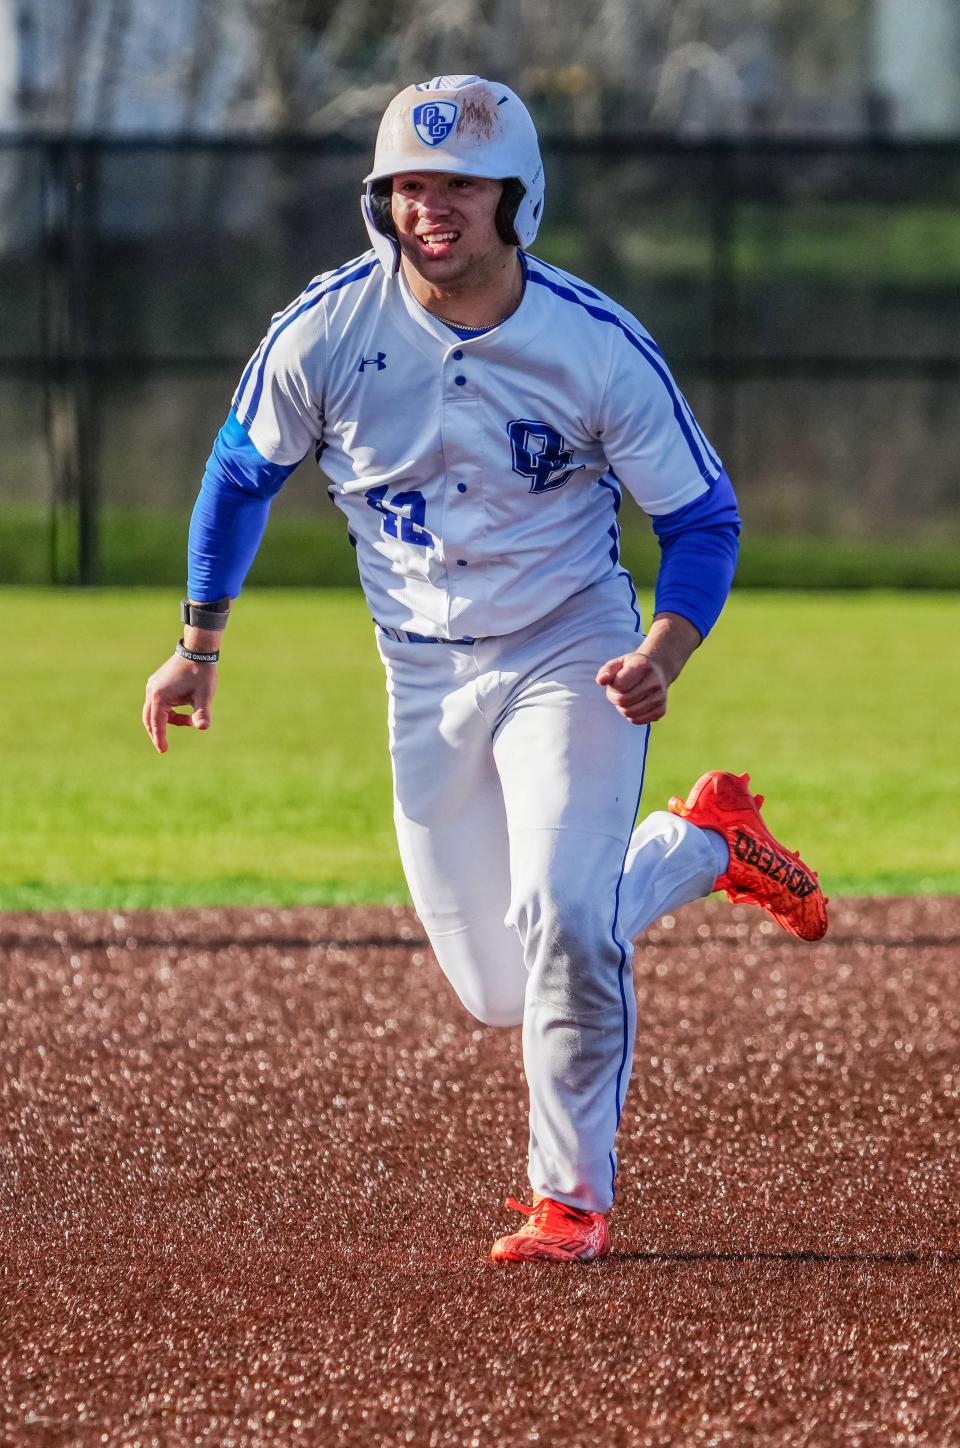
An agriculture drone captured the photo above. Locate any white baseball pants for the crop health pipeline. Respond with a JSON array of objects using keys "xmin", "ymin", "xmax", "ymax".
[{"xmin": 376, "ymin": 572, "xmax": 723, "ymax": 1213}]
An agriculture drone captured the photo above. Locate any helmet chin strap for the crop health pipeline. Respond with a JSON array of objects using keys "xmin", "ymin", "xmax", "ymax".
[{"xmin": 361, "ymin": 191, "xmax": 400, "ymax": 275}]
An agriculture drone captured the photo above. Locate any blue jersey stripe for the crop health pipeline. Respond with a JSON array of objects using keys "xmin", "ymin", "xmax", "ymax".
[
  {"xmin": 234, "ymin": 252, "xmax": 375, "ymax": 411},
  {"xmin": 678, "ymin": 390, "xmax": 722, "ymax": 473},
  {"xmin": 234, "ymin": 339, "xmax": 266, "ymax": 411},
  {"xmin": 596, "ymin": 473, "xmax": 622, "ymax": 565},
  {"xmin": 275, "ymin": 251, "xmax": 376, "ymax": 323},
  {"xmin": 524, "ymin": 251, "xmax": 671, "ymax": 357},
  {"xmin": 527, "ymin": 254, "xmax": 603, "ymax": 301},
  {"xmin": 524, "ymin": 263, "xmax": 720, "ymax": 482},
  {"xmin": 618, "ymin": 566, "xmax": 642, "ymax": 631},
  {"xmin": 240, "ymin": 257, "xmax": 378, "ymax": 428},
  {"xmin": 270, "ymin": 251, "xmax": 376, "ymax": 328},
  {"xmin": 597, "ymin": 470, "xmax": 622, "ymax": 511},
  {"xmin": 609, "ymin": 721, "xmax": 650, "ymax": 1201}
]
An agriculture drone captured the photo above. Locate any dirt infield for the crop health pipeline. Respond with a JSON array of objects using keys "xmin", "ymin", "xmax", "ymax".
[{"xmin": 3, "ymin": 898, "xmax": 960, "ymax": 1446}]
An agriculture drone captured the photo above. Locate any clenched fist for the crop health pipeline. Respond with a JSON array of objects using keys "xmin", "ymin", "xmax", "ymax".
[{"xmin": 596, "ymin": 650, "xmax": 668, "ymax": 725}]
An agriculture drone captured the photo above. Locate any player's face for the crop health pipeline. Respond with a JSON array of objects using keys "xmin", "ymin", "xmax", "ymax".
[{"xmin": 391, "ymin": 172, "xmax": 511, "ymax": 289}]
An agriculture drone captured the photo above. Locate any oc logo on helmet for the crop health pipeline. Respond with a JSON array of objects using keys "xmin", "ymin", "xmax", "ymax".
[{"xmin": 412, "ymin": 101, "xmax": 459, "ymax": 147}]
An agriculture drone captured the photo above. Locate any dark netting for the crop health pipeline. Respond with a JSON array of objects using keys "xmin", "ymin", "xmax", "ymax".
[
  {"xmin": 0, "ymin": 147, "xmax": 45, "ymax": 361},
  {"xmin": 1, "ymin": 138, "xmax": 958, "ymax": 583},
  {"xmin": 727, "ymin": 375, "xmax": 960, "ymax": 535},
  {"xmin": 0, "ymin": 379, "xmax": 51, "ymax": 584},
  {"xmin": 92, "ymin": 370, "xmax": 346, "ymax": 588},
  {"xmin": 91, "ymin": 147, "xmax": 367, "ymax": 361},
  {"xmin": 0, "ymin": 150, "xmax": 50, "ymax": 581},
  {"xmin": 724, "ymin": 146, "xmax": 960, "ymax": 362}
]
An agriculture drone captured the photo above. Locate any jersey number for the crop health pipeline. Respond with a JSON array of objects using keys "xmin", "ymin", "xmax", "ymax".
[
  {"xmin": 507, "ymin": 419, "xmax": 585, "ymax": 494},
  {"xmin": 365, "ymin": 486, "xmax": 435, "ymax": 548}
]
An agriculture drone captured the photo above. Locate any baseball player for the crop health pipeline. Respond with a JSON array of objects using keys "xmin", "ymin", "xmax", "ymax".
[{"xmin": 143, "ymin": 76, "xmax": 826, "ymax": 1264}]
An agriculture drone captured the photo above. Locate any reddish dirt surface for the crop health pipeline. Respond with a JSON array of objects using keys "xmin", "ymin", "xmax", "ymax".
[{"xmin": 3, "ymin": 897, "xmax": 960, "ymax": 1446}]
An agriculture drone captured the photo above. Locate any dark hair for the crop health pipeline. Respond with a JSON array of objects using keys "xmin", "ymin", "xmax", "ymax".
[{"xmin": 370, "ymin": 176, "xmax": 526, "ymax": 246}]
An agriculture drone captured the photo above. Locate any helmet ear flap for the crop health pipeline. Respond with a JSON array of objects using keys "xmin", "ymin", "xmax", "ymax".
[
  {"xmin": 369, "ymin": 180, "xmax": 396, "ymax": 238},
  {"xmin": 496, "ymin": 178, "xmax": 526, "ymax": 246}
]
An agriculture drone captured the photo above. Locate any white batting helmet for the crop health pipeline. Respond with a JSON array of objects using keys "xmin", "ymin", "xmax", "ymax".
[{"xmin": 361, "ymin": 75, "xmax": 545, "ymax": 274}]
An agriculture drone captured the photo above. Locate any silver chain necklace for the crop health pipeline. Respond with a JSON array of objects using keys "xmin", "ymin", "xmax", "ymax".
[
  {"xmin": 431, "ymin": 311, "xmax": 512, "ymax": 331},
  {"xmin": 418, "ymin": 291, "xmax": 520, "ymax": 332}
]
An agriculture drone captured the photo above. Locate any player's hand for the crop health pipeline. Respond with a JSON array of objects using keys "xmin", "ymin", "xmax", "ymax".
[
  {"xmin": 596, "ymin": 649, "xmax": 668, "ymax": 725},
  {"xmin": 143, "ymin": 655, "xmax": 218, "ymax": 754}
]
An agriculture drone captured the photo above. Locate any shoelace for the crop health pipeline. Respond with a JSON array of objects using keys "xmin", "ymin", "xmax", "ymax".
[{"xmin": 504, "ymin": 1195, "xmax": 593, "ymax": 1230}]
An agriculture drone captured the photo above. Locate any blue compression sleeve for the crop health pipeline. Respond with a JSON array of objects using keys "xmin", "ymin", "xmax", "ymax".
[
  {"xmin": 187, "ymin": 409, "xmax": 302, "ymax": 600},
  {"xmin": 651, "ymin": 470, "xmax": 741, "ymax": 638}
]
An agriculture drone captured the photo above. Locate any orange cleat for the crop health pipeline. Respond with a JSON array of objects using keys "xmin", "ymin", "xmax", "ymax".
[
  {"xmin": 667, "ymin": 770, "xmax": 828, "ymax": 941},
  {"xmin": 490, "ymin": 1194, "xmax": 610, "ymax": 1263}
]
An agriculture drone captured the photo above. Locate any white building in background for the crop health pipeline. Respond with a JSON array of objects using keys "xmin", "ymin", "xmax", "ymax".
[{"xmin": 872, "ymin": 0, "xmax": 960, "ymax": 133}]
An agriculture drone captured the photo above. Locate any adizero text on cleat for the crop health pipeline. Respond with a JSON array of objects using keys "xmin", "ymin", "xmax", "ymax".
[
  {"xmin": 667, "ymin": 770, "xmax": 828, "ymax": 941},
  {"xmin": 490, "ymin": 1193, "xmax": 610, "ymax": 1263}
]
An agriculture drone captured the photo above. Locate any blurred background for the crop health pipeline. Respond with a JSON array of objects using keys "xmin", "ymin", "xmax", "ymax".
[{"xmin": 1, "ymin": 0, "xmax": 959, "ymax": 590}]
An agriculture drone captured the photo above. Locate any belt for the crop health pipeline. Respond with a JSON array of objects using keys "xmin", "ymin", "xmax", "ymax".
[{"xmin": 377, "ymin": 622, "xmax": 477, "ymax": 645}]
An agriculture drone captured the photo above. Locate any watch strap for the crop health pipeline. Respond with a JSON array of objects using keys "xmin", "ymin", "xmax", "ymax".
[{"xmin": 180, "ymin": 595, "xmax": 231, "ymax": 630}]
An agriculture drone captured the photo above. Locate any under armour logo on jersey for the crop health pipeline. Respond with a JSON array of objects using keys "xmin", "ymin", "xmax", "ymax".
[
  {"xmin": 413, "ymin": 101, "xmax": 459, "ymax": 147},
  {"xmin": 358, "ymin": 352, "xmax": 387, "ymax": 372},
  {"xmin": 507, "ymin": 419, "xmax": 585, "ymax": 494}
]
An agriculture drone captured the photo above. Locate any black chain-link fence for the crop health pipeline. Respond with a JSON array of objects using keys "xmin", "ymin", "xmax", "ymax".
[{"xmin": 2, "ymin": 136, "xmax": 959, "ymax": 586}]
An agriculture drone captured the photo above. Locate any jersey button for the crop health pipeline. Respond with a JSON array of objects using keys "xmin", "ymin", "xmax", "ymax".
[
  {"xmin": 454, "ymin": 375, "xmax": 467, "ymax": 386},
  {"xmin": 456, "ymin": 483, "xmax": 467, "ymax": 493},
  {"xmin": 452, "ymin": 349, "xmax": 464, "ymax": 360}
]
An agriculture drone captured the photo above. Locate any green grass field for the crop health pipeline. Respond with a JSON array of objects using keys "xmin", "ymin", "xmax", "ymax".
[
  {"xmin": 1, "ymin": 588, "xmax": 957, "ymax": 909},
  {"xmin": 6, "ymin": 507, "xmax": 960, "ymax": 590}
]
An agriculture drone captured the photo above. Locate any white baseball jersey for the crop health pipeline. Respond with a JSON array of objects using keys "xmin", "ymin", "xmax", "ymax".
[
  {"xmin": 188, "ymin": 241, "xmax": 735, "ymax": 1219},
  {"xmin": 229, "ymin": 249, "xmax": 723, "ymax": 640}
]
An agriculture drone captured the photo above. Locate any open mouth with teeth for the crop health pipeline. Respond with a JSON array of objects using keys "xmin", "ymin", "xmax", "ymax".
[{"xmin": 417, "ymin": 230, "xmax": 461, "ymax": 256}]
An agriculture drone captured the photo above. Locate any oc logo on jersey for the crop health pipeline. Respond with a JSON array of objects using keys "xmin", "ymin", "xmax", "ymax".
[
  {"xmin": 508, "ymin": 420, "xmax": 585, "ymax": 494},
  {"xmin": 413, "ymin": 102, "xmax": 459, "ymax": 147}
]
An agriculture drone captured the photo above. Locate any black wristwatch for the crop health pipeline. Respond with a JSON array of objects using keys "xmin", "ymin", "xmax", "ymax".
[{"xmin": 180, "ymin": 596, "xmax": 231, "ymax": 630}]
